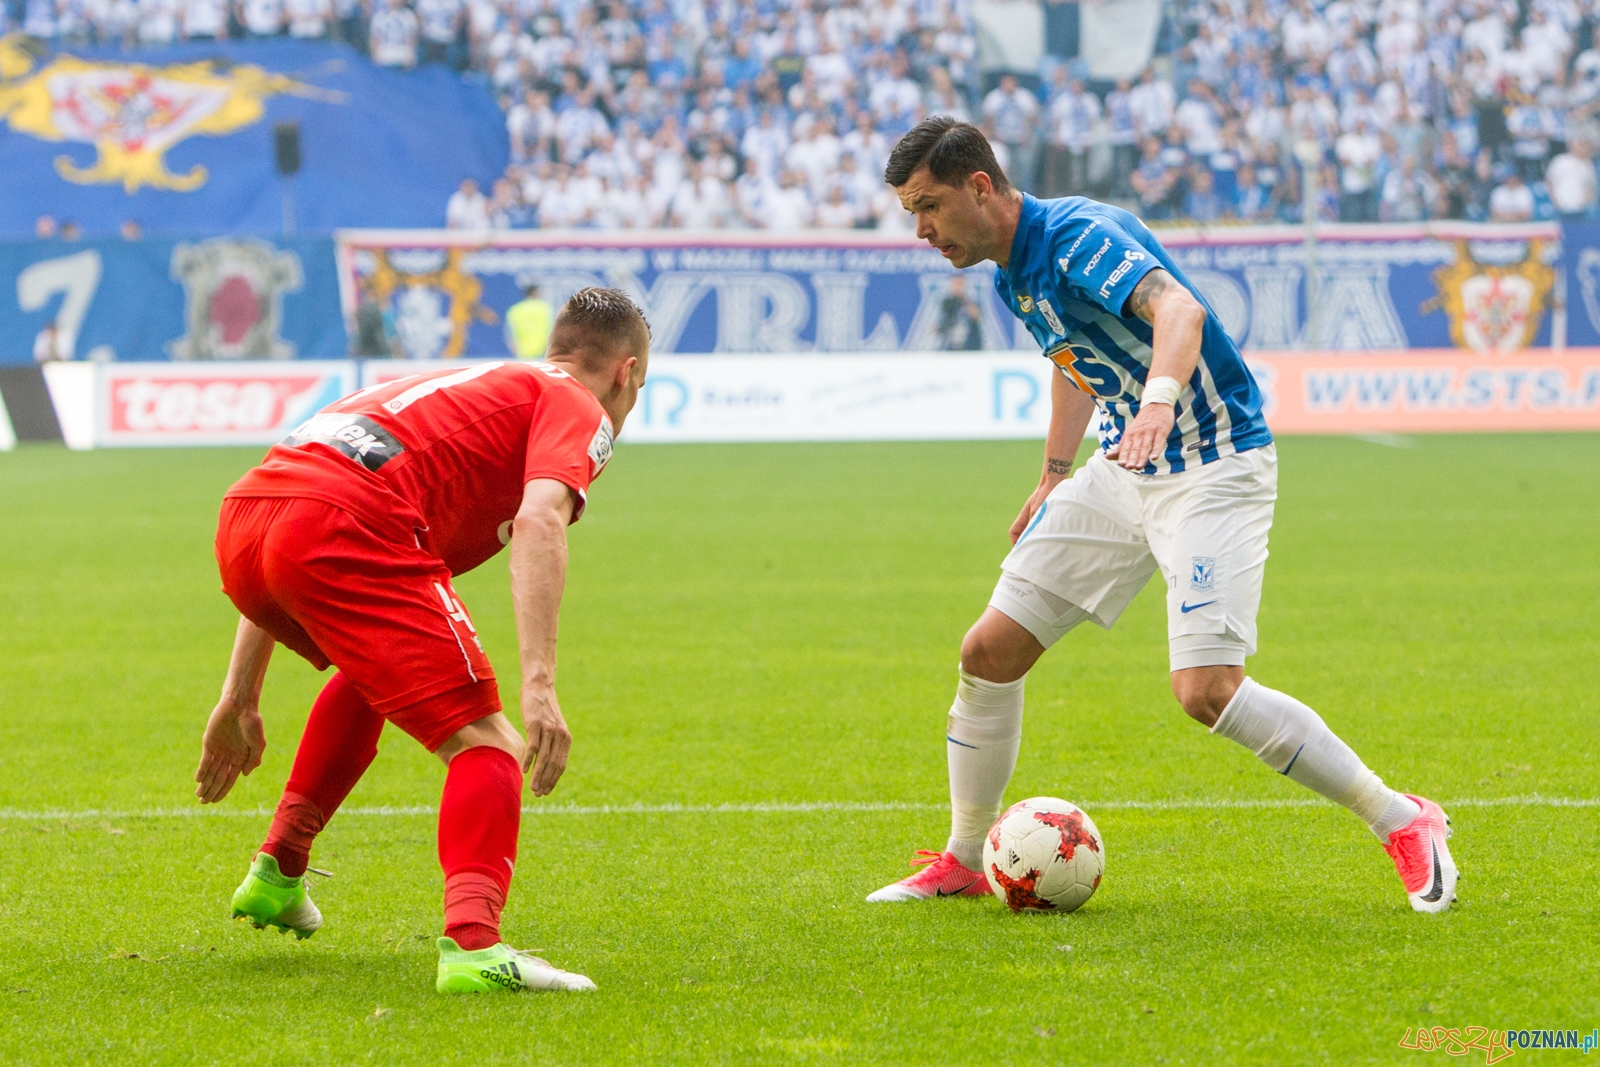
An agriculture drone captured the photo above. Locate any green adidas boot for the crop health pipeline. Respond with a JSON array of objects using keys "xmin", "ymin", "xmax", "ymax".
[
  {"xmin": 230, "ymin": 852, "xmax": 324, "ymax": 940},
  {"xmin": 435, "ymin": 937, "xmax": 596, "ymax": 993}
]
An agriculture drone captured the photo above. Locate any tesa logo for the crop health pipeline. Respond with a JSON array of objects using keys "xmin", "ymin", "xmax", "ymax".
[{"xmin": 111, "ymin": 376, "xmax": 326, "ymax": 433}]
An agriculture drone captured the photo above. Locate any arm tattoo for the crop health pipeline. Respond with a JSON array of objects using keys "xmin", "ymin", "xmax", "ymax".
[
  {"xmin": 1123, "ymin": 268, "xmax": 1180, "ymax": 325},
  {"xmin": 1047, "ymin": 458, "xmax": 1072, "ymax": 476}
]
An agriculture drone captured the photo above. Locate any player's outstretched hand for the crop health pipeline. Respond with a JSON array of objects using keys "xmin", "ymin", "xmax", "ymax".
[
  {"xmin": 194, "ymin": 700, "xmax": 266, "ymax": 804},
  {"xmin": 1009, "ymin": 483, "xmax": 1052, "ymax": 544},
  {"xmin": 1106, "ymin": 402, "xmax": 1176, "ymax": 472},
  {"xmin": 521, "ymin": 682, "xmax": 572, "ymax": 797}
]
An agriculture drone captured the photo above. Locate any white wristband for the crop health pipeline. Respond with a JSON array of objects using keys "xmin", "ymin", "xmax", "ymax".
[{"xmin": 1142, "ymin": 376, "xmax": 1182, "ymax": 407}]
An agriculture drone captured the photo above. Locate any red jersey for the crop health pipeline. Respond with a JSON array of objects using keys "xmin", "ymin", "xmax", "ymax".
[{"xmin": 226, "ymin": 361, "xmax": 614, "ymax": 576}]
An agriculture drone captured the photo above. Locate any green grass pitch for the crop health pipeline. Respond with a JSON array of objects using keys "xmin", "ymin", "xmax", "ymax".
[{"xmin": 1, "ymin": 434, "xmax": 1597, "ymax": 1065}]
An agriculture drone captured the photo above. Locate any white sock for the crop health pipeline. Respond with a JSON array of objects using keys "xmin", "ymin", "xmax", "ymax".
[
  {"xmin": 946, "ymin": 669, "xmax": 1025, "ymax": 870},
  {"xmin": 1211, "ymin": 677, "xmax": 1421, "ymax": 842}
]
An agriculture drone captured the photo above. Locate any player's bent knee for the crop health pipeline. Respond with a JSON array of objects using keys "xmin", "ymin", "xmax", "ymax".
[
  {"xmin": 1171, "ymin": 666, "xmax": 1243, "ymax": 728},
  {"xmin": 436, "ymin": 712, "xmax": 523, "ymax": 765},
  {"xmin": 960, "ymin": 609, "xmax": 1045, "ymax": 684}
]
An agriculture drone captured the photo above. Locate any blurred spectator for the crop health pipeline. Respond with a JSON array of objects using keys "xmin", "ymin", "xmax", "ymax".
[
  {"xmin": 1235, "ymin": 162, "xmax": 1276, "ymax": 222},
  {"xmin": 353, "ymin": 279, "xmax": 398, "ymax": 356},
  {"xmin": 120, "ymin": 219, "xmax": 144, "ymax": 240},
  {"xmin": 139, "ymin": 0, "xmax": 180, "ymax": 45},
  {"xmin": 669, "ymin": 160, "xmax": 730, "ymax": 228},
  {"xmin": 25, "ymin": 0, "xmax": 1600, "ymax": 234},
  {"xmin": 34, "ymin": 215, "xmax": 57, "ymax": 239},
  {"xmin": 1547, "ymin": 138, "xmax": 1598, "ymax": 219},
  {"xmin": 416, "ymin": 0, "xmax": 460, "ymax": 67},
  {"xmin": 182, "ymin": 0, "xmax": 227, "ymax": 41},
  {"xmin": 1465, "ymin": 150, "xmax": 1498, "ymax": 221},
  {"xmin": 765, "ymin": 170, "xmax": 815, "ymax": 230},
  {"xmin": 33, "ymin": 321, "xmax": 70, "ymax": 363},
  {"xmin": 60, "ymin": 220, "xmax": 81, "ymax": 240},
  {"xmin": 240, "ymin": 0, "xmax": 285, "ymax": 38},
  {"xmin": 937, "ymin": 276, "xmax": 984, "ymax": 350},
  {"xmin": 370, "ymin": 0, "xmax": 418, "ymax": 68},
  {"xmin": 1131, "ymin": 137, "xmax": 1174, "ymax": 220},
  {"xmin": 285, "ymin": 0, "xmax": 329, "ymax": 39},
  {"xmin": 982, "ymin": 74, "xmax": 1040, "ymax": 193},
  {"xmin": 1044, "ymin": 71, "xmax": 1097, "ymax": 198},
  {"xmin": 1336, "ymin": 118, "xmax": 1382, "ymax": 221},
  {"xmin": 445, "ymin": 178, "xmax": 489, "ymax": 229},
  {"xmin": 815, "ymin": 184, "xmax": 858, "ymax": 228},
  {"xmin": 1489, "ymin": 167, "xmax": 1536, "ymax": 221},
  {"xmin": 504, "ymin": 283, "xmax": 553, "ymax": 359},
  {"xmin": 1183, "ymin": 167, "xmax": 1226, "ymax": 223},
  {"xmin": 1129, "ymin": 68, "xmax": 1174, "ymax": 140},
  {"xmin": 1105, "ymin": 78, "xmax": 1139, "ymax": 196},
  {"xmin": 1174, "ymin": 81, "xmax": 1223, "ymax": 156},
  {"xmin": 1381, "ymin": 157, "xmax": 1439, "ymax": 221}
]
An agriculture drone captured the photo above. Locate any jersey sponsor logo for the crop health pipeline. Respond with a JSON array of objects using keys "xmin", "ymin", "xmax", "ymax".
[
  {"xmin": 1036, "ymin": 298, "xmax": 1065, "ymax": 337},
  {"xmin": 1190, "ymin": 556, "xmax": 1216, "ymax": 591},
  {"xmin": 1018, "ymin": 294, "xmax": 1034, "ymax": 313},
  {"xmin": 1081, "ymin": 237, "xmax": 1113, "ymax": 276},
  {"xmin": 587, "ymin": 417, "xmax": 615, "ymax": 473},
  {"xmin": 1059, "ymin": 221, "xmax": 1100, "ymax": 272},
  {"xmin": 281, "ymin": 412, "xmax": 404, "ymax": 471},
  {"xmin": 1046, "ymin": 340, "xmax": 1120, "ymax": 397},
  {"xmin": 1099, "ymin": 250, "xmax": 1146, "ymax": 299}
]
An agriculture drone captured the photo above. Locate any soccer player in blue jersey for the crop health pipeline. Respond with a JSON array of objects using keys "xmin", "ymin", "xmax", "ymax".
[{"xmin": 866, "ymin": 116, "xmax": 1457, "ymax": 913}]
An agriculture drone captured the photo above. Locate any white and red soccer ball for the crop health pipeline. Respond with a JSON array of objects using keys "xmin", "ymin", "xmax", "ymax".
[{"xmin": 983, "ymin": 797, "xmax": 1104, "ymax": 913}]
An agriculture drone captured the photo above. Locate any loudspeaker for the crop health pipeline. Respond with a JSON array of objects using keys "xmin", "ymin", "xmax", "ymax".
[{"xmin": 274, "ymin": 120, "xmax": 302, "ymax": 177}]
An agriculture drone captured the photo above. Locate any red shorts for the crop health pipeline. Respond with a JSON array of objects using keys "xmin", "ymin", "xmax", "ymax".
[{"xmin": 215, "ymin": 495, "xmax": 501, "ymax": 751}]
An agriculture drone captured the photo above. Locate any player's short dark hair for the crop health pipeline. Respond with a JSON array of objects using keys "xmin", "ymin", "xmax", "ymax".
[
  {"xmin": 549, "ymin": 287, "xmax": 651, "ymax": 371},
  {"xmin": 883, "ymin": 116, "xmax": 1012, "ymax": 193}
]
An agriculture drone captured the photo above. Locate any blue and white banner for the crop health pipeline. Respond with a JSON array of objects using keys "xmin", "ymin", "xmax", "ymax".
[
  {"xmin": 1, "ymin": 222, "xmax": 1581, "ymax": 367},
  {"xmin": 0, "ymin": 235, "xmax": 344, "ymax": 365},
  {"xmin": 1157, "ymin": 221, "xmax": 1563, "ymax": 353},
  {"xmin": 336, "ymin": 223, "xmax": 1570, "ymax": 360}
]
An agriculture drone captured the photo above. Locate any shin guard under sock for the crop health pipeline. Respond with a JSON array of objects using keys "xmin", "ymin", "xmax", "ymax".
[
  {"xmin": 438, "ymin": 746, "xmax": 523, "ymax": 950},
  {"xmin": 946, "ymin": 670, "xmax": 1025, "ymax": 870},
  {"xmin": 261, "ymin": 672, "xmax": 384, "ymax": 877},
  {"xmin": 1212, "ymin": 677, "xmax": 1421, "ymax": 841}
]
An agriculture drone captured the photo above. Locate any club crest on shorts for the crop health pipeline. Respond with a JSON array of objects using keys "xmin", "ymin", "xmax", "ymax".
[{"xmin": 1190, "ymin": 557, "xmax": 1216, "ymax": 592}]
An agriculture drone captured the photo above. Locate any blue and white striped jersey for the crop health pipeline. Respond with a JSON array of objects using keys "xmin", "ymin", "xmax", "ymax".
[{"xmin": 995, "ymin": 194, "xmax": 1272, "ymax": 473}]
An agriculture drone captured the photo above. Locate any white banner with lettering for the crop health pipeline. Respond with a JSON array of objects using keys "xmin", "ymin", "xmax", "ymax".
[{"xmin": 619, "ymin": 354, "xmax": 1054, "ymax": 442}]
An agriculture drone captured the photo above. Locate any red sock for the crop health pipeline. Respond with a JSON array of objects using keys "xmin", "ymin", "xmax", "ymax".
[
  {"xmin": 261, "ymin": 672, "xmax": 384, "ymax": 878},
  {"xmin": 438, "ymin": 746, "xmax": 522, "ymax": 951}
]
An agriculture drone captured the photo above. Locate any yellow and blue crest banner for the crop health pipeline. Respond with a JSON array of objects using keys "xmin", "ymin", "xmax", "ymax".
[{"xmin": 0, "ymin": 37, "xmax": 507, "ymax": 237}]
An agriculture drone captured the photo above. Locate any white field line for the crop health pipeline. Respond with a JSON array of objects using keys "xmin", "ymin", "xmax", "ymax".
[{"xmin": 0, "ymin": 795, "xmax": 1596, "ymax": 821}]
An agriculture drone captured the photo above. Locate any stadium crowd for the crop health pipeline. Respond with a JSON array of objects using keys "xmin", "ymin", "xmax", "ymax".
[{"xmin": 8, "ymin": 0, "xmax": 1600, "ymax": 227}]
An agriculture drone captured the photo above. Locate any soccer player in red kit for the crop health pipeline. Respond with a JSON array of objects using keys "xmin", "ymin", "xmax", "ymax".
[{"xmin": 194, "ymin": 288, "xmax": 649, "ymax": 994}]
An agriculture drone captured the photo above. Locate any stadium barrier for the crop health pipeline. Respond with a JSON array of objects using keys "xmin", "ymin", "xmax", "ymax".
[{"xmin": 7, "ymin": 350, "xmax": 1598, "ymax": 451}]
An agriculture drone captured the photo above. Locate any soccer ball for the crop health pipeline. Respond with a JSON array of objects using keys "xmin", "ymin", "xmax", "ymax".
[{"xmin": 982, "ymin": 797, "xmax": 1104, "ymax": 913}]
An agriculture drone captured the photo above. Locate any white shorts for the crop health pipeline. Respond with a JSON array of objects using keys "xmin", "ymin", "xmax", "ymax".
[{"xmin": 989, "ymin": 445, "xmax": 1277, "ymax": 672}]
